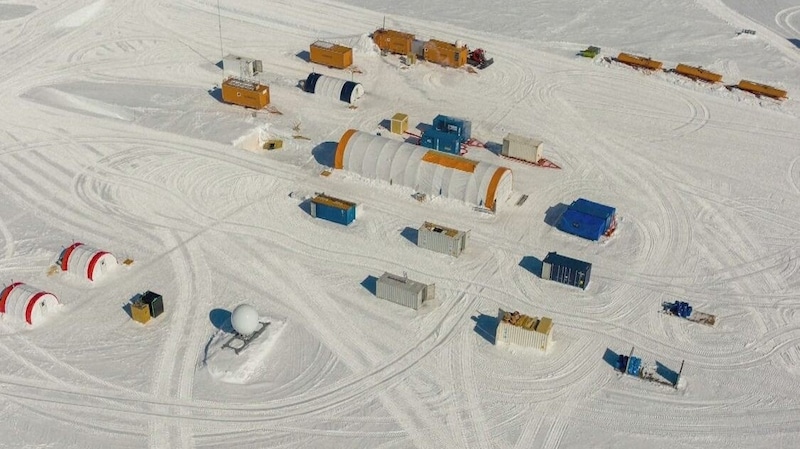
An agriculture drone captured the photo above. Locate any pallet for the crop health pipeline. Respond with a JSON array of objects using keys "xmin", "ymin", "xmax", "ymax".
[
  {"xmin": 515, "ymin": 194, "xmax": 529, "ymax": 206},
  {"xmin": 122, "ymin": 258, "xmax": 135, "ymax": 266}
]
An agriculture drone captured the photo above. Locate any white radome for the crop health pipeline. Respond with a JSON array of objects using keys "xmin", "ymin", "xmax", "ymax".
[{"xmin": 231, "ymin": 304, "xmax": 260, "ymax": 336}]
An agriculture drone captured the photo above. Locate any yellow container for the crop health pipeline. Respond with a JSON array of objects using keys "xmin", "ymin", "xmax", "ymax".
[
  {"xmin": 423, "ymin": 40, "xmax": 467, "ymax": 68},
  {"xmin": 131, "ymin": 302, "xmax": 151, "ymax": 324},
  {"xmin": 391, "ymin": 113, "xmax": 408, "ymax": 134},
  {"xmin": 616, "ymin": 52, "xmax": 663, "ymax": 71},
  {"xmin": 309, "ymin": 41, "xmax": 353, "ymax": 69},
  {"xmin": 737, "ymin": 80, "xmax": 787, "ymax": 100},
  {"xmin": 373, "ymin": 29, "xmax": 415, "ymax": 55},
  {"xmin": 221, "ymin": 77, "xmax": 270, "ymax": 110},
  {"xmin": 675, "ymin": 64, "xmax": 723, "ymax": 83}
]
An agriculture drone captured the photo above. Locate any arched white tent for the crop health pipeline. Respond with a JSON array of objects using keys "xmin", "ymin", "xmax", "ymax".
[
  {"xmin": 60, "ymin": 242, "xmax": 118, "ymax": 282},
  {"xmin": 335, "ymin": 130, "xmax": 513, "ymax": 210},
  {"xmin": 304, "ymin": 73, "xmax": 364, "ymax": 104},
  {"xmin": 0, "ymin": 282, "xmax": 60, "ymax": 326}
]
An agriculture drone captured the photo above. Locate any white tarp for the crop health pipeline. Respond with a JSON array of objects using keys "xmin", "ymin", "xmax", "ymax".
[{"xmin": 335, "ymin": 130, "xmax": 513, "ymax": 210}]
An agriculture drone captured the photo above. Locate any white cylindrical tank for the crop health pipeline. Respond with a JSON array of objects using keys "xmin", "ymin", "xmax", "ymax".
[
  {"xmin": 303, "ymin": 73, "xmax": 364, "ymax": 104},
  {"xmin": 231, "ymin": 304, "xmax": 260, "ymax": 336}
]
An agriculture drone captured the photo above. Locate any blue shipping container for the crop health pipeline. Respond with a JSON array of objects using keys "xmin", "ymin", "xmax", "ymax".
[
  {"xmin": 432, "ymin": 114, "xmax": 471, "ymax": 143},
  {"xmin": 556, "ymin": 198, "xmax": 617, "ymax": 241},
  {"xmin": 541, "ymin": 251, "xmax": 592, "ymax": 289},
  {"xmin": 310, "ymin": 194, "xmax": 357, "ymax": 225},
  {"xmin": 420, "ymin": 128, "xmax": 462, "ymax": 154}
]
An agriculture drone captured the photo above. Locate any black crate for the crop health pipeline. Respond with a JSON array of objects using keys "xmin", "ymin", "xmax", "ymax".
[{"xmin": 141, "ymin": 291, "xmax": 164, "ymax": 318}]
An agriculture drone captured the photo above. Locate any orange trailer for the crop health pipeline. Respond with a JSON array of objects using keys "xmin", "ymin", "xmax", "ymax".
[
  {"xmin": 674, "ymin": 64, "xmax": 723, "ymax": 83},
  {"xmin": 737, "ymin": 79, "xmax": 787, "ymax": 100},
  {"xmin": 372, "ymin": 29, "xmax": 415, "ymax": 55},
  {"xmin": 422, "ymin": 40, "xmax": 467, "ymax": 68},
  {"xmin": 616, "ymin": 52, "xmax": 663, "ymax": 71},
  {"xmin": 309, "ymin": 41, "xmax": 353, "ymax": 69},
  {"xmin": 221, "ymin": 77, "xmax": 270, "ymax": 110}
]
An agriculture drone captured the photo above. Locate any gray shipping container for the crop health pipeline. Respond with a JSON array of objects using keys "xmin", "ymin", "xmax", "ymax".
[
  {"xmin": 417, "ymin": 221, "xmax": 469, "ymax": 257},
  {"xmin": 376, "ymin": 272, "xmax": 435, "ymax": 310}
]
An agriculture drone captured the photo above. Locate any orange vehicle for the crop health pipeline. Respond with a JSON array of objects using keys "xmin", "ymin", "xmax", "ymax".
[
  {"xmin": 737, "ymin": 79, "xmax": 787, "ymax": 100},
  {"xmin": 221, "ymin": 77, "xmax": 270, "ymax": 110},
  {"xmin": 674, "ymin": 64, "xmax": 723, "ymax": 83},
  {"xmin": 309, "ymin": 41, "xmax": 353, "ymax": 69},
  {"xmin": 616, "ymin": 52, "xmax": 663, "ymax": 71},
  {"xmin": 422, "ymin": 40, "xmax": 467, "ymax": 68},
  {"xmin": 372, "ymin": 28, "xmax": 415, "ymax": 55}
]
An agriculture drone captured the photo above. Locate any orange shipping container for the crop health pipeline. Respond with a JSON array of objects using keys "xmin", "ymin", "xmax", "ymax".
[
  {"xmin": 422, "ymin": 40, "xmax": 467, "ymax": 68},
  {"xmin": 373, "ymin": 29, "xmax": 415, "ymax": 55},
  {"xmin": 221, "ymin": 77, "xmax": 270, "ymax": 110},
  {"xmin": 675, "ymin": 64, "xmax": 723, "ymax": 83},
  {"xmin": 616, "ymin": 52, "xmax": 663, "ymax": 71},
  {"xmin": 737, "ymin": 79, "xmax": 787, "ymax": 100},
  {"xmin": 309, "ymin": 41, "xmax": 353, "ymax": 69}
]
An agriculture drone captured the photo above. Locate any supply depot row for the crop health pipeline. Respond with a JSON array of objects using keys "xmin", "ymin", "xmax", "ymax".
[
  {"xmin": 0, "ymin": 241, "xmax": 165, "ymax": 328},
  {"xmin": 578, "ymin": 46, "xmax": 788, "ymax": 100}
]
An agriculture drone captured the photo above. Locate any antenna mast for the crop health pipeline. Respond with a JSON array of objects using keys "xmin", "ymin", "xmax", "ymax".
[{"xmin": 217, "ymin": 0, "xmax": 224, "ymax": 64}]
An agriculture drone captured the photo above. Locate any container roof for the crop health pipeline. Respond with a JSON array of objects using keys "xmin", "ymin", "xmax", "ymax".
[
  {"xmin": 378, "ymin": 272, "xmax": 427, "ymax": 293},
  {"xmin": 569, "ymin": 198, "xmax": 615, "ymax": 219},
  {"xmin": 421, "ymin": 221, "xmax": 464, "ymax": 238},
  {"xmin": 500, "ymin": 310, "xmax": 553, "ymax": 335},
  {"xmin": 312, "ymin": 193, "xmax": 356, "ymax": 210},
  {"xmin": 543, "ymin": 252, "xmax": 592, "ymax": 271}
]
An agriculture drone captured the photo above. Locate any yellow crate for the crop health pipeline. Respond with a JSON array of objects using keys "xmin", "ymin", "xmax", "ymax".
[
  {"xmin": 131, "ymin": 302, "xmax": 151, "ymax": 324},
  {"xmin": 391, "ymin": 113, "xmax": 408, "ymax": 134}
]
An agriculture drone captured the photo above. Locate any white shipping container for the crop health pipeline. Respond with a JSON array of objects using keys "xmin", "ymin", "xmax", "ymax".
[
  {"xmin": 222, "ymin": 54, "xmax": 263, "ymax": 80},
  {"xmin": 417, "ymin": 221, "xmax": 468, "ymax": 257},
  {"xmin": 376, "ymin": 272, "xmax": 433, "ymax": 310},
  {"xmin": 502, "ymin": 133, "xmax": 543, "ymax": 163},
  {"xmin": 495, "ymin": 310, "xmax": 552, "ymax": 351}
]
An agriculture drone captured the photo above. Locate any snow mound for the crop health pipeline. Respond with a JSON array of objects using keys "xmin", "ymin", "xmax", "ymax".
[
  {"xmin": 56, "ymin": 0, "xmax": 105, "ymax": 28},
  {"xmin": 200, "ymin": 316, "xmax": 286, "ymax": 384},
  {"xmin": 349, "ymin": 33, "xmax": 380, "ymax": 55}
]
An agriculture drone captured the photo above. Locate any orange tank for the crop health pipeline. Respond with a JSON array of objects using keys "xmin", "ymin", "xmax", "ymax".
[
  {"xmin": 737, "ymin": 79, "xmax": 787, "ymax": 100},
  {"xmin": 372, "ymin": 29, "xmax": 415, "ymax": 55},
  {"xmin": 616, "ymin": 52, "xmax": 663, "ymax": 71},
  {"xmin": 674, "ymin": 64, "xmax": 723, "ymax": 83},
  {"xmin": 221, "ymin": 77, "xmax": 270, "ymax": 110},
  {"xmin": 309, "ymin": 40, "xmax": 353, "ymax": 69},
  {"xmin": 422, "ymin": 39, "xmax": 467, "ymax": 68}
]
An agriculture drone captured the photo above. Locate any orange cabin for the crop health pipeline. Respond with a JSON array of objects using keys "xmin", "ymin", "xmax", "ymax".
[
  {"xmin": 372, "ymin": 29, "xmax": 415, "ymax": 55},
  {"xmin": 675, "ymin": 64, "xmax": 723, "ymax": 83},
  {"xmin": 616, "ymin": 52, "xmax": 663, "ymax": 71},
  {"xmin": 422, "ymin": 39, "xmax": 467, "ymax": 68},
  {"xmin": 737, "ymin": 79, "xmax": 787, "ymax": 100},
  {"xmin": 309, "ymin": 41, "xmax": 353, "ymax": 69},
  {"xmin": 221, "ymin": 77, "xmax": 270, "ymax": 110}
]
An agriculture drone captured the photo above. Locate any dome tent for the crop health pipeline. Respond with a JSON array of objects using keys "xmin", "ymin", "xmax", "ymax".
[
  {"xmin": 335, "ymin": 130, "xmax": 513, "ymax": 211},
  {"xmin": 60, "ymin": 242, "xmax": 118, "ymax": 282},
  {"xmin": 0, "ymin": 282, "xmax": 60, "ymax": 326}
]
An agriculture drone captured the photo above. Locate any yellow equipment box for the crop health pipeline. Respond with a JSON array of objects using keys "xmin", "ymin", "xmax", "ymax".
[{"xmin": 131, "ymin": 302, "xmax": 151, "ymax": 324}]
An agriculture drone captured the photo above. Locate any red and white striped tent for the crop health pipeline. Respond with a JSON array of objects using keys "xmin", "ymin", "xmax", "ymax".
[
  {"xmin": 60, "ymin": 242, "xmax": 118, "ymax": 282},
  {"xmin": 0, "ymin": 282, "xmax": 60, "ymax": 326}
]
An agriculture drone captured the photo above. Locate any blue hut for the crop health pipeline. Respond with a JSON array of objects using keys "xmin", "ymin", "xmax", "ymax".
[{"xmin": 556, "ymin": 198, "xmax": 616, "ymax": 241}]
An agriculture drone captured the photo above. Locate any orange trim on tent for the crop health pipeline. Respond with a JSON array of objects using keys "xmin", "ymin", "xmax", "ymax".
[
  {"xmin": 0, "ymin": 282, "xmax": 23, "ymax": 314},
  {"xmin": 421, "ymin": 151, "xmax": 477, "ymax": 173},
  {"xmin": 61, "ymin": 242, "xmax": 83, "ymax": 271},
  {"xmin": 87, "ymin": 251, "xmax": 110, "ymax": 281},
  {"xmin": 335, "ymin": 129, "xmax": 357, "ymax": 169},
  {"xmin": 486, "ymin": 167, "xmax": 510, "ymax": 211}
]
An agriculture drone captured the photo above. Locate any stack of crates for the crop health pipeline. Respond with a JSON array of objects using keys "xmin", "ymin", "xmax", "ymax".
[
  {"xmin": 626, "ymin": 356, "xmax": 642, "ymax": 376},
  {"xmin": 672, "ymin": 301, "xmax": 693, "ymax": 318}
]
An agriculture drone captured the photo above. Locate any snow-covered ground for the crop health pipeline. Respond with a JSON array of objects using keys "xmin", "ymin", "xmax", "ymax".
[{"xmin": 1, "ymin": 0, "xmax": 799, "ymax": 447}]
